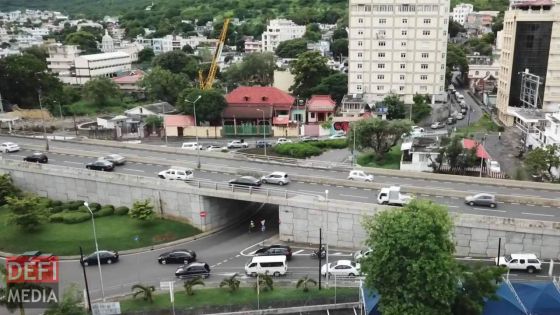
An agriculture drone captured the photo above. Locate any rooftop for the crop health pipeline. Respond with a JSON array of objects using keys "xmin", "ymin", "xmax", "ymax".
[
  {"xmin": 79, "ymin": 51, "xmax": 130, "ymax": 61},
  {"xmin": 306, "ymin": 95, "xmax": 336, "ymax": 112},
  {"xmin": 226, "ymin": 86, "xmax": 295, "ymax": 108}
]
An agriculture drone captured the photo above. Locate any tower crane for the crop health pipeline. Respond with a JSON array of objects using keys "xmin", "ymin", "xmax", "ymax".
[{"xmin": 199, "ymin": 18, "xmax": 230, "ymax": 90}]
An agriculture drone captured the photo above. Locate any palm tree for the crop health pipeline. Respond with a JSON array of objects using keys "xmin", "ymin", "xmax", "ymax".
[
  {"xmin": 254, "ymin": 272, "xmax": 274, "ymax": 292},
  {"xmin": 131, "ymin": 284, "xmax": 156, "ymax": 303},
  {"xmin": 219, "ymin": 273, "xmax": 240, "ymax": 292},
  {"xmin": 296, "ymin": 275, "xmax": 317, "ymax": 292},
  {"xmin": 184, "ymin": 276, "xmax": 205, "ymax": 296}
]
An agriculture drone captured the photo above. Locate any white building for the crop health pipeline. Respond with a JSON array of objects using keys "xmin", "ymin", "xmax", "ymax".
[
  {"xmin": 47, "ymin": 44, "xmax": 81, "ymax": 84},
  {"xmin": 348, "ymin": 0, "xmax": 449, "ymax": 104},
  {"xmin": 261, "ymin": 19, "xmax": 306, "ymax": 52},
  {"xmin": 527, "ymin": 111, "xmax": 560, "ymax": 148},
  {"xmin": 244, "ymin": 37, "xmax": 262, "ymax": 53},
  {"xmin": 135, "ymin": 34, "xmax": 216, "ymax": 55},
  {"xmin": 101, "ymin": 30, "xmax": 115, "ymax": 53},
  {"xmin": 452, "ymin": 3, "xmax": 474, "ymax": 26}
]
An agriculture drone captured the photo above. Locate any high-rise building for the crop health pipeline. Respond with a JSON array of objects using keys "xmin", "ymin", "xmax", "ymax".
[
  {"xmin": 348, "ymin": 0, "xmax": 449, "ymax": 104},
  {"xmin": 261, "ymin": 19, "xmax": 306, "ymax": 53},
  {"xmin": 452, "ymin": 3, "xmax": 474, "ymax": 26},
  {"xmin": 496, "ymin": 0, "xmax": 560, "ymax": 126}
]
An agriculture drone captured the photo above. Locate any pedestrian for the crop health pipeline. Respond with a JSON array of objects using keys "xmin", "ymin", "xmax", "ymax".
[
  {"xmin": 498, "ymin": 132, "xmax": 502, "ymax": 141},
  {"xmin": 250, "ymin": 220, "xmax": 255, "ymax": 233},
  {"xmin": 261, "ymin": 219, "xmax": 266, "ymax": 232}
]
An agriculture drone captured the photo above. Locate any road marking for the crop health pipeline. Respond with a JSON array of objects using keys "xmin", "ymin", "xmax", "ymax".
[
  {"xmin": 447, "ymin": 205, "xmax": 459, "ymax": 208},
  {"xmin": 364, "ymin": 189, "xmax": 372, "ymax": 191},
  {"xmin": 299, "ymin": 190, "xmax": 323, "ymax": 195},
  {"xmin": 472, "ymin": 208, "xmax": 506, "ymax": 213},
  {"xmin": 527, "ymin": 204, "xmax": 535, "ymax": 207},
  {"xmin": 522, "ymin": 212, "xmax": 554, "ymax": 217},
  {"xmin": 122, "ymin": 168, "xmax": 145, "ymax": 173},
  {"xmin": 339, "ymin": 194, "xmax": 370, "ymax": 199},
  {"xmin": 64, "ymin": 161, "xmax": 82, "ymax": 165},
  {"xmin": 349, "ymin": 187, "xmax": 357, "ymax": 190},
  {"xmin": 292, "ymin": 250, "xmax": 304, "ymax": 255},
  {"xmin": 450, "ymin": 197, "xmax": 459, "ymax": 199}
]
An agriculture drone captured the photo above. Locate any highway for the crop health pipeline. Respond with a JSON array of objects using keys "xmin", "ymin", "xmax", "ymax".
[{"xmin": 1, "ymin": 137, "xmax": 559, "ymax": 222}]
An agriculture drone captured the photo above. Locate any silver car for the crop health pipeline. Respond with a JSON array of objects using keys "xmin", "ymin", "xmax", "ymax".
[
  {"xmin": 99, "ymin": 154, "xmax": 126, "ymax": 165},
  {"xmin": 465, "ymin": 193, "xmax": 497, "ymax": 208},
  {"xmin": 261, "ymin": 172, "xmax": 290, "ymax": 186}
]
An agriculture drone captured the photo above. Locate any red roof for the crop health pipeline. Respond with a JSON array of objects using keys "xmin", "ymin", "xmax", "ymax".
[
  {"xmin": 462, "ymin": 139, "xmax": 491, "ymax": 160},
  {"xmin": 164, "ymin": 115, "xmax": 195, "ymax": 127},
  {"xmin": 306, "ymin": 95, "xmax": 336, "ymax": 112},
  {"xmin": 226, "ymin": 86, "xmax": 295, "ymax": 108},
  {"xmin": 112, "ymin": 70, "xmax": 145, "ymax": 84}
]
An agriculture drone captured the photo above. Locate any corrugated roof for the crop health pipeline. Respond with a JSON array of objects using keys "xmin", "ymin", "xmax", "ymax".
[
  {"xmin": 463, "ymin": 139, "xmax": 491, "ymax": 159},
  {"xmin": 307, "ymin": 95, "xmax": 336, "ymax": 112},
  {"xmin": 164, "ymin": 115, "xmax": 195, "ymax": 127}
]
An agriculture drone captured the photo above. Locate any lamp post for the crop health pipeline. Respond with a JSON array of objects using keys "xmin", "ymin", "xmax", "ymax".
[
  {"xmin": 185, "ymin": 95, "xmax": 202, "ymax": 168},
  {"xmin": 256, "ymin": 109, "xmax": 266, "ymax": 156},
  {"xmin": 83, "ymin": 202, "xmax": 105, "ymax": 301}
]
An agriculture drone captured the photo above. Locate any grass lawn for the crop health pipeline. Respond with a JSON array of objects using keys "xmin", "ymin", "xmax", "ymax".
[
  {"xmin": 0, "ymin": 211, "xmax": 200, "ymax": 255},
  {"xmin": 455, "ymin": 113, "xmax": 502, "ymax": 136},
  {"xmin": 357, "ymin": 145, "xmax": 401, "ymax": 170},
  {"xmin": 121, "ymin": 287, "xmax": 359, "ymax": 312}
]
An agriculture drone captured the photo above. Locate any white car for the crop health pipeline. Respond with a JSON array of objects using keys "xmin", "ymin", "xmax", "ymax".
[
  {"xmin": 329, "ymin": 134, "xmax": 347, "ymax": 140},
  {"xmin": 495, "ymin": 253, "xmax": 542, "ymax": 273},
  {"xmin": 347, "ymin": 170, "xmax": 374, "ymax": 182},
  {"xmin": 353, "ymin": 248, "xmax": 372, "ymax": 262},
  {"xmin": 227, "ymin": 140, "xmax": 248, "ymax": 149},
  {"xmin": 276, "ymin": 138, "xmax": 293, "ymax": 144},
  {"xmin": 99, "ymin": 154, "xmax": 126, "ymax": 165},
  {"xmin": 0, "ymin": 142, "xmax": 20, "ymax": 153},
  {"xmin": 206, "ymin": 145, "xmax": 226, "ymax": 151},
  {"xmin": 158, "ymin": 167, "xmax": 194, "ymax": 180},
  {"xmin": 411, "ymin": 126, "xmax": 425, "ymax": 136},
  {"xmin": 321, "ymin": 260, "xmax": 361, "ymax": 277},
  {"xmin": 181, "ymin": 142, "xmax": 203, "ymax": 150},
  {"xmin": 489, "ymin": 160, "xmax": 501, "ymax": 173},
  {"xmin": 261, "ymin": 172, "xmax": 290, "ymax": 185}
]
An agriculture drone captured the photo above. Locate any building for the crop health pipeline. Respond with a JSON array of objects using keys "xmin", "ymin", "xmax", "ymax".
[
  {"xmin": 46, "ymin": 44, "xmax": 81, "ymax": 84},
  {"xmin": 452, "ymin": 3, "xmax": 474, "ymax": 25},
  {"xmin": 347, "ymin": 0, "xmax": 449, "ymax": 104},
  {"xmin": 261, "ymin": 19, "xmax": 306, "ymax": 53},
  {"xmin": 244, "ymin": 37, "xmax": 262, "ymax": 53},
  {"xmin": 135, "ymin": 34, "xmax": 217, "ymax": 55},
  {"xmin": 101, "ymin": 30, "xmax": 115, "ymax": 53},
  {"xmin": 74, "ymin": 51, "xmax": 131, "ymax": 84},
  {"xmin": 526, "ymin": 111, "xmax": 560, "ymax": 151},
  {"xmin": 112, "ymin": 70, "xmax": 146, "ymax": 93},
  {"xmin": 306, "ymin": 95, "xmax": 336, "ymax": 123},
  {"xmin": 400, "ymin": 137, "xmax": 441, "ymax": 172},
  {"xmin": 125, "ymin": 102, "xmax": 176, "ymax": 117},
  {"xmin": 307, "ymin": 40, "xmax": 331, "ymax": 57},
  {"xmin": 467, "ymin": 53, "xmax": 499, "ymax": 94},
  {"xmin": 465, "ymin": 12, "xmax": 495, "ymax": 35},
  {"xmin": 496, "ymin": 0, "xmax": 560, "ymax": 126}
]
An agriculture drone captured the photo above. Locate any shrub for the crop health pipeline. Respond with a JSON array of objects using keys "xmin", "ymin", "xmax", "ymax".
[
  {"xmin": 311, "ymin": 139, "xmax": 348, "ymax": 149},
  {"xmin": 274, "ymin": 143, "xmax": 322, "ymax": 158},
  {"xmin": 51, "ymin": 200, "xmax": 62, "ymax": 207},
  {"xmin": 51, "ymin": 205, "xmax": 65, "ymax": 213},
  {"xmin": 89, "ymin": 203, "xmax": 101, "ymax": 211},
  {"xmin": 102, "ymin": 205, "xmax": 115, "ymax": 211},
  {"xmin": 115, "ymin": 206, "xmax": 129, "ymax": 216},
  {"xmin": 94, "ymin": 206, "xmax": 114, "ymax": 218},
  {"xmin": 49, "ymin": 213, "xmax": 64, "ymax": 223},
  {"xmin": 77, "ymin": 205, "xmax": 90, "ymax": 212},
  {"xmin": 61, "ymin": 212, "xmax": 91, "ymax": 224}
]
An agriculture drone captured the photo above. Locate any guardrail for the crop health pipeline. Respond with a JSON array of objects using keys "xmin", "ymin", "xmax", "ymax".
[{"xmin": 233, "ymin": 152, "xmax": 353, "ymax": 171}]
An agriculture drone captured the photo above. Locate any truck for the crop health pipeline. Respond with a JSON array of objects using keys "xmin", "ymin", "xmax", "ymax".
[{"xmin": 376, "ymin": 186, "xmax": 413, "ymax": 206}]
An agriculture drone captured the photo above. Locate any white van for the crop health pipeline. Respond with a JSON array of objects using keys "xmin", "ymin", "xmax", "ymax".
[
  {"xmin": 158, "ymin": 167, "xmax": 194, "ymax": 180},
  {"xmin": 181, "ymin": 142, "xmax": 202, "ymax": 150},
  {"xmin": 495, "ymin": 253, "xmax": 542, "ymax": 273},
  {"xmin": 245, "ymin": 255, "xmax": 287, "ymax": 277}
]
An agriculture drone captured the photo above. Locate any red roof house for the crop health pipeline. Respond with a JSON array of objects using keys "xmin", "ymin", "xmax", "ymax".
[
  {"xmin": 163, "ymin": 114, "xmax": 195, "ymax": 137},
  {"xmin": 462, "ymin": 138, "xmax": 491, "ymax": 159},
  {"xmin": 306, "ymin": 95, "xmax": 336, "ymax": 123}
]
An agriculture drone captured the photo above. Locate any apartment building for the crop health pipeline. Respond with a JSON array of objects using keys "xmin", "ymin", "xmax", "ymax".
[
  {"xmin": 348, "ymin": 0, "xmax": 449, "ymax": 104},
  {"xmin": 46, "ymin": 44, "xmax": 81, "ymax": 84},
  {"xmin": 452, "ymin": 3, "xmax": 474, "ymax": 25},
  {"xmin": 496, "ymin": 0, "xmax": 560, "ymax": 126},
  {"xmin": 261, "ymin": 19, "xmax": 306, "ymax": 52}
]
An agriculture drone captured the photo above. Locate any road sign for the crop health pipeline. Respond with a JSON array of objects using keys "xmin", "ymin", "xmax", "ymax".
[
  {"xmin": 92, "ymin": 302, "xmax": 121, "ymax": 315},
  {"xmin": 199, "ymin": 211, "xmax": 207, "ymax": 218}
]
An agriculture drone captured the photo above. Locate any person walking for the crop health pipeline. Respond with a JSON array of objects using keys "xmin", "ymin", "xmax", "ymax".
[
  {"xmin": 260, "ymin": 219, "xmax": 266, "ymax": 232},
  {"xmin": 498, "ymin": 132, "xmax": 502, "ymax": 141},
  {"xmin": 249, "ymin": 220, "xmax": 255, "ymax": 233}
]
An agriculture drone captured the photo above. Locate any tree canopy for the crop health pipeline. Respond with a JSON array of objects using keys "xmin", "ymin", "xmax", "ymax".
[
  {"xmin": 223, "ymin": 52, "xmax": 276, "ymax": 89},
  {"xmin": 309, "ymin": 73, "xmax": 347, "ymax": 104},
  {"xmin": 64, "ymin": 30, "xmax": 100, "ymax": 54},
  {"xmin": 275, "ymin": 38, "xmax": 309, "ymax": 58},
  {"xmin": 348, "ymin": 118, "xmax": 412, "ymax": 158},
  {"xmin": 524, "ymin": 144, "xmax": 560, "ymax": 181},
  {"xmin": 177, "ymin": 88, "xmax": 227, "ymax": 124},
  {"xmin": 290, "ymin": 51, "xmax": 332, "ymax": 98},
  {"xmin": 82, "ymin": 77, "xmax": 122, "ymax": 107},
  {"xmin": 383, "ymin": 94, "xmax": 406, "ymax": 120},
  {"xmin": 152, "ymin": 50, "xmax": 200, "ymax": 78},
  {"xmin": 140, "ymin": 67, "xmax": 190, "ymax": 104}
]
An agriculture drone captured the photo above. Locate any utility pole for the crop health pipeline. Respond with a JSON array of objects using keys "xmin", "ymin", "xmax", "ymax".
[
  {"xmin": 0, "ymin": 92, "xmax": 4, "ymax": 113},
  {"xmin": 318, "ymin": 228, "xmax": 322, "ymax": 290},
  {"xmin": 79, "ymin": 246, "xmax": 92, "ymax": 312},
  {"xmin": 37, "ymin": 89, "xmax": 49, "ymax": 151}
]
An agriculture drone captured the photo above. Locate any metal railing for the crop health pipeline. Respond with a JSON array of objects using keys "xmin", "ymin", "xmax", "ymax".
[{"xmin": 233, "ymin": 152, "xmax": 353, "ymax": 170}]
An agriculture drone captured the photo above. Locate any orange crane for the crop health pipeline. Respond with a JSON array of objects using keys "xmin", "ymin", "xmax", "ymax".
[{"xmin": 199, "ymin": 18, "xmax": 230, "ymax": 90}]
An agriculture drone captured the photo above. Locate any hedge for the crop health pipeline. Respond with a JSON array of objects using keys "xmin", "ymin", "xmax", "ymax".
[
  {"xmin": 61, "ymin": 212, "xmax": 91, "ymax": 224},
  {"xmin": 115, "ymin": 206, "xmax": 129, "ymax": 216},
  {"xmin": 49, "ymin": 213, "xmax": 64, "ymax": 223},
  {"xmin": 274, "ymin": 143, "xmax": 323, "ymax": 158},
  {"xmin": 310, "ymin": 139, "xmax": 348, "ymax": 149},
  {"xmin": 95, "ymin": 206, "xmax": 114, "ymax": 217}
]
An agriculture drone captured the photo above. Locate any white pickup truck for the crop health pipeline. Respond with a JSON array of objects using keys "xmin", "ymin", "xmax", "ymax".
[{"xmin": 377, "ymin": 186, "xmax": 413, "ymax": 206}]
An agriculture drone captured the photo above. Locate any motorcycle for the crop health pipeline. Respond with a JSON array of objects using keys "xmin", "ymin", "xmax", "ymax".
[{"xmin": 310, "ymin": 248, "xmax": 326, "ymax": 259}]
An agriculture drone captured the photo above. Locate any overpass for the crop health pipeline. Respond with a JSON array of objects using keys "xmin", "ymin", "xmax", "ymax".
[{"xmin": 2, "ymin": 159, "xmax": 560, "ymax": 259}]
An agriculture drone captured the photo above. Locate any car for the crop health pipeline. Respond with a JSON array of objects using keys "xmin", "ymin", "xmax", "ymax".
[
  {"xmin": 329, "ymin": 134, "xmax": 347, "ymax": 140},
  {"xmin": 465, "ymin": 193, "xmax": 497, "ymax": 208},
  {"xmin": 353, "ymin": 248, "xmax": 372, "ymax": 262},
  {"xmin": 158, "ymin": 167, "xmax": 194, "ymax": 180},
  {"xmin": 299, "ymin": 136, "xmax": 318, "ymax": 142},
  {"xmin": 447, "ymin": 117, "xmax": 456, "ymax": 125},
  {"xmin": 0, "ymin": 142, "xmax": 20, "ymax": 153},
  {"xmin": 227, "ymin": 140, "xmax": 249, "ymax": 149},
  {"xmin": 181, "ymin": 142, "xmax": 203, "ymax": 150},
  {"xmin": 23, "ymin": 153, "xmax": 48, "ymax": 163},
  {"xmin": 411, "ymin": 126, "xmax": 425, "ymax": 134},
  {"xmin": 495, "ymin": 253, "xmax": 542, "ymax": 273},
  {"xmin": 81, "ymin": 250, "xmax": 119, "ymax": 266},
  {"xmin": 254, "ymin": 245, "xmax": 293, "ymax": 260},
  {"xmin": 86, "ymin": 160, "xmax": 114, "ymax": 171},
  {"xmin": 99, "ymin": 154, "xmax": 126, "ymax": 165},
  {"xmin": 455, "ymin": 113, "xmax": 464, "ymax": 120},
  {"xmin": 321, "ymin": 260, "xmax": 361, "ymax": 277},
  {"xmin": 175, "ymin": 262, "xmax": 210, "ymax": 279},
  {"xmin": 261, "ymin": 172, "xmax": 290, "ymax": 186},
  {"xmin": 276, "ymin": 138, "xmax": 293, "ymax": 144},
  {"xmin": 461, "ymin": 107, "xmax": 468, "ymax": 114},
  {"xmin": 157, "ymin": 249, "xmax": 197, "ymax": 264},
  {"xmin": 347, "ymin": 170, "xmax": 374, "ymax": 182},
  {"xmin": 489, "ymin": 160, "xmax": 501, "ymax": 173},
  {"xmin": 206, "ymin": 145, "xmax": 226, "ymax": 151},
  {"xmin": 228, "ymin": 176, "xmax": 261, "ymax": 187},
  {"xmin": 256, "ymin": 140, "xmax": 272, "ymax": 148},
  {"xmin": 430, "ymin": 121, "xmax": 446, "ymax": 129}
]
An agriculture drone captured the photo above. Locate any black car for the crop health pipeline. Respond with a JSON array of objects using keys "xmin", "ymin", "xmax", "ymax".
[
  {"xmin": 256, "ymin": 140, "xmax": 272, "ymax": 148},
  {"xmin": 175, "ymin": 262, "xmax": 210, "ymax": 279},
  {"xmin": 86, "ymin": 160, "xmax": 114, "ymax": 171},
  {"xmin": 255, "ymin": 245, "xmax": 293, "ymax": 260},
  {"xmin": 23, "ymin": 153, "xmax": 48, "ymax": 163},
  {"xmin": 81, "ymin": 250, "xmax": 119, "ymax": 266},
  {"xmin": 228, "ymin": 176, "xmax": 261, "ymax": 187},
  {"xmin": 158, "ymin": 249, "xmax": 197, "ymax": 264}
]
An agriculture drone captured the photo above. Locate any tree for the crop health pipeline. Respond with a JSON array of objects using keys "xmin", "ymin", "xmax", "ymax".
[
  {"xmin": 331, "ymin": 38, "xmax": 348, "ymax": 59},
  {"xmin": 6, "ymin": 195, "xmax": 46, "ymax": 231},
  {"xmin": 428, "ymin": 136, "xmax": 478, "ymax": 175},
  {"xmin": 184, "ymin": 276, "xmax": 205, "ymax": 296},
  {"xmin": 131, "ymin": 284, "xmax": 156, "ymax": 303},
  {"xmin": 219, "ymin": 273, "xmax": 241, "ymax": 292},
  {"xmin": 296, "ymin": 275, "xmax": 317, "ymax": 292},
  {"xmin": 448, "ymin": 19, "xmax": 465, "ymax": 38},
  {"xmin": 332, "ymin": 27, "xmax": 348, "ymax": 40},
  {"xmin": 254, "ymin": 273, "xmax": 274, "ymax": 292},
  {"xmin": 447, "ymin": 44, "xmax": 469, "ymax": 84},
  {"xmin": 223, "ymin": 52, "xmax": 276, "ymax": 88},
  {"xmin": 348, "ymin": 118, "xmax": 412, "ymax": 159},
  {"xmin": 64, "ymin": 31, "xmax": 100, "ymax": 54},
  {"xmin": 275, "ymin": 38, "xmax": 308, "ymax": 58},
  {"xmin": 177, "ymin": 88, "xmax": 227, "ymax": 124},
  {"xmin": 383, "ymin": 94, "xmax": 406, "ymax": 120},
  {"xmin": 310, "ymin": 73, "xmax": 347, "ymax": 104},
  {"xmin": 44, "ymin": 284, "xmax": 87, "ymax": 315},
  {"xmin": 140, "ymin": 67, "xmax": 189, "ymax": 104},
  {"xmin": 524, "ymin": 144, "xmax": 560, "ymax": 181},
  {"xmin": 152, "ymin": 50, "xmax": 199, "ymax": 78},
  {"xmin": 82, "ymin": 77, "xmax": 121, "ymax": 107},
  {"xmin": 181, "ymin": 44, "xmax": 194, "ymax": 54},
  {"xmin": 411, "ymin": 93, "xmax": 432, "ymax": 123},
  {"xmin": 145, "ymin": 116, "xmax": 163, "ymax": 130},
  {"xmin": 362, "ymin": 200, "xmax": 458, "ymax": 315},
  {"xmin": 0, "ymin": 174, "xmax": 20, "ymax": 206},
  {"xmin": 451, "ymin": 264, "xmax": 505, "ymax": 315},
  {"xmin": 290, "ymin": 51, "xmax": 332, "ymax": 98},
  {"xmin": 137, "ymin": 48, "xmax": 155, "ymax": 64},
  {"xmin": 129, "ymin": 199, "xmax": 155, "ymax": 221},
  {"xmin": 303, "ymin": 24, "xmax": 321, "ymax": 42}
]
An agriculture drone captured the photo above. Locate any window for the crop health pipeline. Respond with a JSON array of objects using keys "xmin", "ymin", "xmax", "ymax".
[
  {"xmin": 401, "ymin": 53, "xmax": 406, "ymax": 58},
  {"xmin": 443, "ymin": 31, "xmax": 447, "ymax": 36},
  {"xmin": 442, "ymin": 53, "xmax": 446, "ymax": 58},
  {"xmin": 401, "ymin": 41, "xmax": 407, "ymax": 47},
  {"xmin": 378, "ymin": 52, "xmax": 385, "ymax": 58},
  {"xmin": 402, "ymin": 30, "xmax": 407, "ymax": 36},
  {"xmin": 377, "ymin": 74, "xmax": 384, "ymax": 79},
  {"xmin": 357, "ymin": 52, "xmax": 362, "ymax": 57},
  {"xmin": 420, "ymin": 75, "xmax": 428, "ymax": 80},
  {"xmin": 358, "ymin": 63, "xmax": 362, "ymax": 69},
  {"xmin": 423, "ymin": 30, "xmax": 431, "ymax": 36},
  {"xmin": 402, "ymin": 18, "xmax": 408, "ymax": 24},
  {"xmin": 399, "ymin": 75, "xmax": 405, "ymax": 80},
  {"xmin": 357, "ymin": 85, "xmax": 362, "ymax": 90},
  {"xmin": 357, "ymin": 74, "xmax": 362, "ymax": 79},
  {"xmin": 421, "ymin": 64, "xmax": 428, "ymax": 69},
  {"xmin": 423, "ymin": 18, "xmax": 431, "ymax": 24},
  {"xmin": 379, "ymin": 41, "xmax": 386, "ymax": 46},
  {"xmin": 399, "ymin": 86, "xmax": 405, "ymax": 91},
  {"xmin": 420, "ymin": 85, "xmax": 427, "ymax": 91},
  {"xmin": 400, "ymin": 64, "xmax": 406, "ymax": 69},
  {"xmin": 358, "ymin": 18, "xmax": 363, "ymax": 23},
  {"xmin": 377, "ymin": 85, "xmax": 384, "ymax": 91},
  {"xmin": 379, "ymin": 18, "xmax": 386, "ymax": 24},
  {"xmin": 358, "ymin": 41, "xmax": 363, "ymax": 46},
  {"xmin": 475, "ymin": 71, "xmax": 479, "ymax": 75},
  {"xmin": 378, "ymin": 63, "xmax": 385, "ymax": 69},
  {"xmin": 358, "ymin": 30, "xmax": 364, "ymax": 35},
  {"xmin": 421, "ymin": 53, "xmax": 429, "ymax": 58}
]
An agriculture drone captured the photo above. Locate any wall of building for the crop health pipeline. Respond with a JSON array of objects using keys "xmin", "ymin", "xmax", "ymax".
[
  {"xmin": 272, "ymin": 126, "xmax": 299, "ymax": 137},
  {"xmin": 164, "ymin": 126, "xmax": 222, "ymax": 138}
]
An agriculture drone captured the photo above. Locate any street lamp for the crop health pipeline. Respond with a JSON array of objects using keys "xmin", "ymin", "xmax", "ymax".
[
  {"xmin": 256, "ymin": 109, "xmax": 266, "ymax": 156},
  {"xmin": 83, "ymin": 202, "xmax": 105, "ymax": 301},
  {"xmin": 185, "ymin": 95, "xmax": 202, "ymax": 169}
]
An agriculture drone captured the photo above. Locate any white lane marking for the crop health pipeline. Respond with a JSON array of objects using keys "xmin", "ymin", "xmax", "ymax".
[
  {"xmin": 292, "ymin": 250, "xmax": 304, "ymax": 255},
  {"xmin": 64, "ymin": 161, "xmax": 82, "ymax": 165},
  {"xmin": 522, "ymin": 212, "xmax": 554, "ymax": 217},
  {"xmin": 472, "ymin": 208, "xmax": 506, "ymax": 213},
  {"xmin": 447, "ymin": 205, "xmax": 459, "ymax": 208},
  {"xmin": 339, "ymin": 194, "xmax": 370, "ymax": 199},
  {"xmin": 122, "ymin": 168, "xmax": 145, "ymax": 173},
  {"xmin": 299, "ymin": 190, "xmax": 323, "ymax": 195}
]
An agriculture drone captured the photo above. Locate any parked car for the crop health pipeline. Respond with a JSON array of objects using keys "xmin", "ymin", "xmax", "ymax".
[
  {"xmin": 256, "ymin": 140, "xmax": 272, "ymax": 148},
  {"xmin": 175, "ymin": 262, "xmax": 210, "ymax": 279},
  {"xmin": 23, "ymin": 153, "xmax": 48, "ymax": 163},
  {"xmin": 254, "ymin": 245, "xmax": 293, "ymax": 260},
  {"xmin": 99, "ymin": 154, "xmax": 126, "ymax": 165},
  {"xmin": 227, "ymin": 140, "xmax": 248, "ymax": 149},
  {"xmin": 347, "ymin": 170, "xmax": 374, "ymax": 182},
  {"xmin": 411, "ymin": 126, "xmax": 425, "ymax": 134},
  {"xmin": 321, "ymin": 260, "xmax": 361, "ymax": 277},
  {"xmin": 430, "ymin": 121, "xmax": 446, "ymax": 129},
  {"xmin": 353, "ymin": 248, "xmax": 372, "ymax": 262},
  {"xmin": 455, "ymin": 113, "xmax": 464, "ymax": 120},
  {"xmin": 447, "ymin": 117, "xmax": 456, "ymax": 125},
  {"xmin": 464, "ymin": 193, "xmax": 497, "ymax": 208},
  {"xmin": 81, "ymin": 250, "xmax": 119, "ymax": 266},
  {"xmin": 206, "ymin": 145, "xmax": 226, "ymax": 151},
  {"xmin": 86, "ymin": 160, "xmax": 114, "ymax": 171},
  {"xmin": 181, "ymin": 142, "xmax": 203, "ymax": 150},
  {"xmin": 276, "ymin": 138, "xmax": 293, "ymax": 144},
  {"xmin": 228, "ymin": 176, "xmax": 261, "ymax": 187},
  {"xmin": 461, "ymin": 107, "xmax": 468, "ymax": 114},
  {"xmin": 489, "ymin": 160, "xmax": 501, "ymax": 173},
  {"xmin": 158, "ymin": 167, "xmax": 194, "ymax": 180},
  {"xmin": 261, "ymin": 172, "xmax": 290, "ymax": 185},
  {"xmin": 495, "ymin": 253, "xmax": 542, "ymax": 273},
  {"xmin": 0, "ymin": 142, "xmax": 20, "ymax": 153},
  {"xmin": 157, "ymin": 249, "xmax": 197, "ymax": 264},
  {"xmin": 299, "ymin": 136, "xmax": 318, "ymax": 142},
  {"xmin": 329, "ymin": 134, "xmax": 346, "ymax": 140}
]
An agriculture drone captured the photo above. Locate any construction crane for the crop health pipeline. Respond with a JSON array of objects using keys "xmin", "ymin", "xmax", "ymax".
[{"xmin": 199, "ymin": 18, "xmax": 230, "ymax": 90}]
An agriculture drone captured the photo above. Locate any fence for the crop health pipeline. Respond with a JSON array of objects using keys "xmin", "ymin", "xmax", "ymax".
[{"xmin": 223, "ymin": 124, "xmax": 271, "ymax": 136}]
